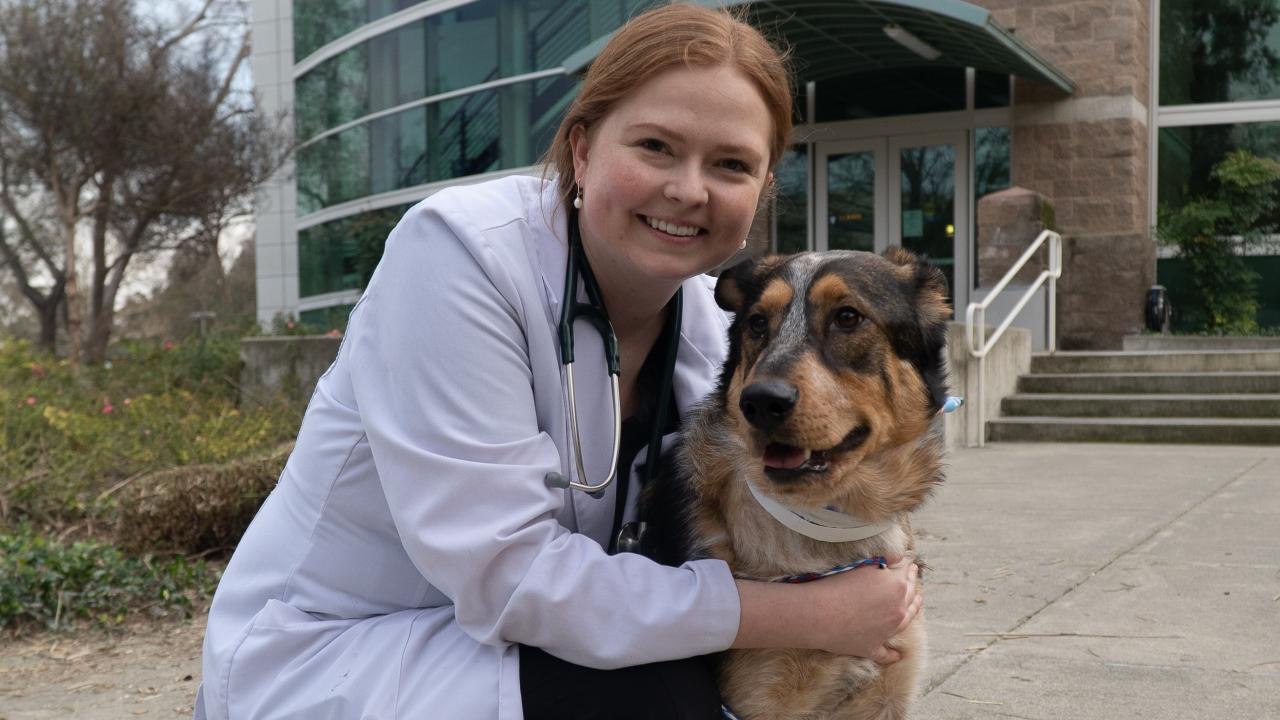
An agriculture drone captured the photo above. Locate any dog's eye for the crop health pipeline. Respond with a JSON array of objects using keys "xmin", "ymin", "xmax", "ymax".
[
  {"xmin": 832, "ymin": 307, "xmax": 863, "ymax": 332},
  {"xmin": 747, "ymin": 313, "xmax": 769, "ymax": 339}
]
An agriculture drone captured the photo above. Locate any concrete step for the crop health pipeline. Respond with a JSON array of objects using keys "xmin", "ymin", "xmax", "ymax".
[
  {"xmin": 987, "ymin": 416, "xmax": 1280, "ymax": 445},
  {"xmin": 1123, "ymin": 335, "xmax": 1280, "ymax": 351},
  {"xmin": 1002, "ymin": 393, "xmax": 1280, "ymax": 419},
  {"xmin": 1030, "ymin": 350, "xmax": 1280, "ymax": 374},
  {"xmin": 1018, "ymin": 372, "xmax": 1280, "ymax": 394}
]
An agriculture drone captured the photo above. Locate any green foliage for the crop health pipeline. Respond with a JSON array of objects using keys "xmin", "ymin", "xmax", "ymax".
[
  {"xmin": 0, "ymin": 335, "xmax": 302, "ymax": 531},
  {"xmin": 265, "ymin": 312, "xmax": 328, "ymax": 337},
  {"xmin": 0, "ymin": 527, "xmax": 219, "ymax": 631},
  {"xmin": 1156, "ymin": 150, "xmax": 1280, "ymax": 333}
]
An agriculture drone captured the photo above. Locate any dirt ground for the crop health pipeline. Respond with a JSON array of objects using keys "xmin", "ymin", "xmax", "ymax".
[{"xmin": 0, "ymin": 611, "xmax": 207, "ymax": 720}]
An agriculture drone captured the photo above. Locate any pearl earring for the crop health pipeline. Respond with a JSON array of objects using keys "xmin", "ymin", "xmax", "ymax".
[
  {"xmin": 739, "ymin": 238, "xmax": 748, "ymax": 250},
  {"xmin": 573, "ymin": 185, "xmax": 583, "ymax": 210}
]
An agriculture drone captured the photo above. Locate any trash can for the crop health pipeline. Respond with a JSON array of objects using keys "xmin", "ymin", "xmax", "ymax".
[{"xmin": 1145, "ymin": 285, "xmax": 1171, "ymax": 333}]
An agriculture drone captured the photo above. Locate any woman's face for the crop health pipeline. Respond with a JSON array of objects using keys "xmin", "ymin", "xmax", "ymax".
[{"xmin": 570, "ymin": 64, "xmax": 774, "ymax": 293}]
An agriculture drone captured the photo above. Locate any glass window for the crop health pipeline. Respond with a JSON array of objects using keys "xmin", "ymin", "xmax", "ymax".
[
  {"xmin": 974, "ymin": 71, "xmax": 1011, "ymax": 109},
  {"xmin": 1160, "ymin": 0, "xmax": 1280, "ymax": 105},
  {"xmin": 1158, "ymin": 122, "xmax": 1280, "ymax": 211},
  {"xmin": 826, "ymin": 151, "xmax": 877, "ymax": 252},
  {"xmin": 297, "ymin": 74, "xmax": 579, "ymax": 216},
  {"xmin": 295, "ymin": 0, "xmax": 617, "ymax": 143},
  {"xmin": 974, "ymin": 126, "xmax": 1012, "ymax": 290},
  {"xmin": 975, "ymin": 127, "xmax": 1011, "ymax": 200},
  {"xmin": 300, "ymin": 304, "xmax": 356, "ymax": 330},
  {"xmin": 295, "ymin": 0, "xmax": 423, "ymax": 62},
  {"xmin": 298, "ymin": 204, "xmax": 414, "ymax": 298},
  {"xmin": 815, "ymin": 67, "xmax": 966, "ymax": 122},
  {"xmin": 773, "ymin": 145, "xmax": 808, "ymax": 253}
]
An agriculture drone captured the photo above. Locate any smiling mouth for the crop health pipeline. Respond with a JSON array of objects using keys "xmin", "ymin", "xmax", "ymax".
[
  {"xmin": 639, "ymin": 214, "xmax": 706, "ymax": 238},
  {"xmin": 761, "ymin": 426, "xmax": 871, "ymax": 480}
]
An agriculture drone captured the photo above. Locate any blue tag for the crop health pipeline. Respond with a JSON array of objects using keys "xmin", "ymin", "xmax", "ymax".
[{"xmin": 942, "ymin": 396, "xmax": 964, "ymax": 414}]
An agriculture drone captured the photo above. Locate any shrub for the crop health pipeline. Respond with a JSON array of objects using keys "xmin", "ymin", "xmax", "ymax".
[
  {"xmin": 116, "ymin": 442, "xmax": 293, "ymax": 554},
  {"xmin": 0, "ymin": 527, "xmax": 220, "ymax": 632},
  {"xmin": 0, "ymin": 336, "xmax": 302, "ymax": 536},
  {"xmin": 1156, "ymin": 150, "xmax": 1280, "ymax": 334}
]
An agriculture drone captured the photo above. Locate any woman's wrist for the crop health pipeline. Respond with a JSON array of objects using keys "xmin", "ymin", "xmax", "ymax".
[{"xmin": 731, "ymin": 578, "xmax": 823, "ymax": 651}]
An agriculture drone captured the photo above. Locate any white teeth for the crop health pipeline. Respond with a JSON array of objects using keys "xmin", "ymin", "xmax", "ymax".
[{"xmin": 646, "ymin": 215, "xmax": 701, "ymax": 237}]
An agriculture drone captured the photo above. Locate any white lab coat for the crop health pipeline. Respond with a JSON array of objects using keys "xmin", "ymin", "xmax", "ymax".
[{"xmin": 196, "ymin": 175, "xmax": 740, "ymax": 720}]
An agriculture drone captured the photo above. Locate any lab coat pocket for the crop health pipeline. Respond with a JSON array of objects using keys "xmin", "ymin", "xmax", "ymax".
[{"xmin": 224, "ymin": 599, "xmax": 371, "ymax": 720}]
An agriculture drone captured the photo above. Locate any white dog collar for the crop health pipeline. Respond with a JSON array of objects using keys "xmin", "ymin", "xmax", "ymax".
[{"xmin": 745, "ymin": 479, "xmax": 894, "ymax": 543}]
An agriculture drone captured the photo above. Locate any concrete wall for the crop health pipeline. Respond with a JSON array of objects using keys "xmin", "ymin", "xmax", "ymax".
[
  {"xmin": 240, "ymin": 335, "xmax": 341, "ymax": 406},
  {"xmin": 249, "ymin": 0, "xmax": 297, "ymax": 328},
  {"xmin": 944, "ymin": 321, "xmax": 1032, "ymax": 449},
  {"xmin": 971, "ymin": 0, "xmax": 1156, "ymax": 350}
]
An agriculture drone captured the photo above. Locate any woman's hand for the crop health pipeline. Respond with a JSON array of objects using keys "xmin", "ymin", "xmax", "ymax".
[
  {"xmin": 732, "ymin": 556, "xmax": 922, "ymax": 663},
  {"xmin": 808, "ymin": 556, "xmax": 921, "ymax": 662}
]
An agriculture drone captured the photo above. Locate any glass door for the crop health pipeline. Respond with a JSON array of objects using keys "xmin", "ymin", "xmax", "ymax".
[
  {"xmin": 815, "ymin": 140, "xmax": 887, "ymax": 253},
  {"xmin": 890, "ymin": 132, "xmax": 969, "ymax": 314}
]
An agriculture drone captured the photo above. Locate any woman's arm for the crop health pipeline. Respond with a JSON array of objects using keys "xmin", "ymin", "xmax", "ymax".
[{"xmin": 733, "ymin": 558, "xmax": 921, "ymax": 662}]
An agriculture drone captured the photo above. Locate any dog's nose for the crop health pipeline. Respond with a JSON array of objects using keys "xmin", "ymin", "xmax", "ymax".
[{"xmin": 739, "ymin": 380, "xmax": 798, "ymax": 433}]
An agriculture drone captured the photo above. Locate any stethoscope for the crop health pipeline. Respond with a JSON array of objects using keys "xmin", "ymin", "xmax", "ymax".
[{"xmin": 543, "ymin": 209, "xmax": 683, "ymax": 512}]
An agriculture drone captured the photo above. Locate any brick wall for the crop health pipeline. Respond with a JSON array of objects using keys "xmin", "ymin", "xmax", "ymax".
[{"xmin": 971, "ymin": 0, "xmax": 1155, "ymax": 349}]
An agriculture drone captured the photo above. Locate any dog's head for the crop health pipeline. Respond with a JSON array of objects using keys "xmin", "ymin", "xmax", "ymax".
[{"xmin": 713, "ymin": 248, "xmax": 949, "ymax": 515}]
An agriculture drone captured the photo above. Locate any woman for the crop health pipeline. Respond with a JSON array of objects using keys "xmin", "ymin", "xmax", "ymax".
[{"xmin": 196, "ymin": 4, "xmax": 920, "ymax": 719}]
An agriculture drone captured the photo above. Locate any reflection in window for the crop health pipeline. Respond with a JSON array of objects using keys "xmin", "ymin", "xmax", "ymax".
[
  {"xmin": 899, "ymin": 144, "xmax": 955, "ymax": 305},
  {"xmin": 294, "ymin": 0, "xmax": 427, "ymax": 62},
  {"xmin": 294, "ymin": 0, "xmax": 652, "ymax": 143},
  {"xmin": 774, "ymin": 146, "xmax": 808, "ymax": 253},
  {"xmin": 296, "ymin": 75, "xmax": 580, "ymax": 215},
  {"xmin": 298, "ymin": 204, "xmax": 413, "ymax": 298},
  {"xmin": 1158, "ymin": 122, "xmax": 1280, "ymax": 211},
  {"xmin": 974, "ymin": 126, "xmax": 1012, "ymax": 291},
  {"xmin": 1160, "ymin": 0, "xmax": 1280, "ymax": 105},
  {"xmin": 826, "ymin": 152, "xmax": 877, "ymax": 252}
]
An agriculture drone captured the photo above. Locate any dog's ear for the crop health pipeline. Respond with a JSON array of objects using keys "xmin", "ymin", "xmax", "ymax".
[
  {"xmin": 882, "ymin": 247, "xmax": 949, "ymax": 324},
  {"xmin": 714, "ymin": 255, "xmax": 786, "ymax": 312},
  {"xmin": 883, "ymin": 247, "xmax": 951, "ymax": 409}
]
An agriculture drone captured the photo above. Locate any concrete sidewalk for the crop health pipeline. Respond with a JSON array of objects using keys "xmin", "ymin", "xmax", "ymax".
[{"xmin": 913, "ymin": 443, "xmax": 1279, "ymax": 719}]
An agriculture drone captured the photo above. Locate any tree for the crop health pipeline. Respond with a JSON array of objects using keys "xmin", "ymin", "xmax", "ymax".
[
  {"xmin": 1157, "ymin": 150, "xmax": 1280, "ymax": 334},
  {"xmin": 0, "ymin": 0, "xmax": 287, "ymax": 363}
]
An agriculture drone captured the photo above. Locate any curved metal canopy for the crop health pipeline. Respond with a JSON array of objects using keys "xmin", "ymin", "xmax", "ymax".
[{"xmin": 564, "ymin": 0, "xmax": 1074, "ymax": 94}]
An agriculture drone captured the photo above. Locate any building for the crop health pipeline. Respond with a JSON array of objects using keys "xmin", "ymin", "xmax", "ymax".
[{"xmin": 250, "ymin": 0, "xmax": 1280, "ymax": 347}]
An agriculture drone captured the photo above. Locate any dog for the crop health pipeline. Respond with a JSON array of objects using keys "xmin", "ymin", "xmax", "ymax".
[{"xmin": 641, "ymin": 248, "xmax": 950, "ymax": 720}]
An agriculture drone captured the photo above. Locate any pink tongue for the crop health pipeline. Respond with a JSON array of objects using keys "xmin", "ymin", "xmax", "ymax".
[{"xmin": 763, "ymin": 443, "xmax": 807, "ymax": 469}]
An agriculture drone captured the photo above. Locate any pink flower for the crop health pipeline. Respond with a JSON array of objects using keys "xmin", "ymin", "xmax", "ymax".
[
  {"xmin": 325, "ymin": 329, "xmax": 342, "ymax": 338},
  {"xmin": 25, "ymin": 396, "xmax": 36, "ymax": 406},
  {"xmin": 286, "ymin": 321, "xmax": 296, "ymax": 330},
  {"xmin": 102, "ymin": 404, "xmax": 114, "ymax": 415},
  {"xmin": 162, "ymin": 340, "xmax": 175, "ymax": 350},
  {"xmin": 123, "ymin": 398, "xmax": 132, "ymax": 406}
]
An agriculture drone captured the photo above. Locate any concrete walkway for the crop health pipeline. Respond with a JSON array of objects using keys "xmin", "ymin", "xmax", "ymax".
[{"xmin": 913, "ymin": 442, "xmax": 1279, "ymax": 719}]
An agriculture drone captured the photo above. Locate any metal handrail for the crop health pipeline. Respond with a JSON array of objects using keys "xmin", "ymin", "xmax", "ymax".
[{"xmin": 965, "ymin": 230, "xmax": 1063, "ymax": 447}]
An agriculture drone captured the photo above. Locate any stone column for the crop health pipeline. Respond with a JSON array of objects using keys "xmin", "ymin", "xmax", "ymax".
[
  {"xmin": 977, "ymin": 187, "xmax": 1054, "ymax": 288},
  {"xmin": 973, "ymin": 0, "xmax": 1155, "ymax": 349}
]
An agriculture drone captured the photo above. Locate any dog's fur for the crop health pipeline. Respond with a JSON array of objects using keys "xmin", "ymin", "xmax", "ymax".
[{"xmin": 642, "ymin": 248, "xmax": 950, "ymax": 720}]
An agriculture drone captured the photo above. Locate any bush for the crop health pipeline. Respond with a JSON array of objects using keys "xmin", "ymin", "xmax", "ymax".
[
  {"xmin": 0, "ymin": 336, "xmax": 302, "ymax": 536},
  {"xmin": 117, "ymin": 442, "xmax": 293, "ymax": 554},
  {"xmin": 1156, "ymin": 150, "xmax": 1280, "ymax": 334},
  {"xmin": 0, "ymin": 527, "xmax": 220, "ymax": 632}
]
